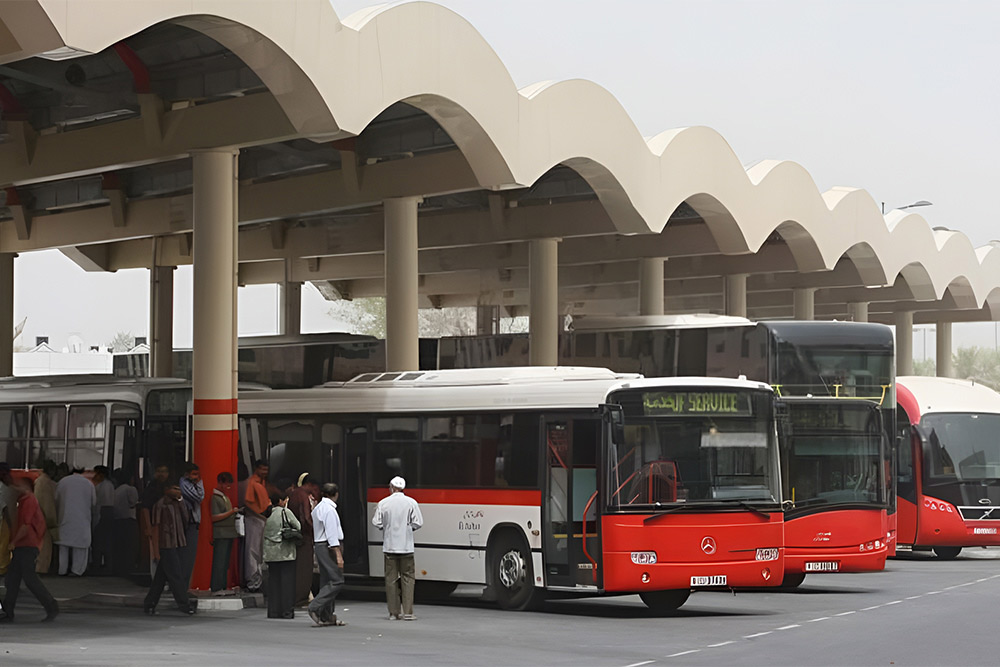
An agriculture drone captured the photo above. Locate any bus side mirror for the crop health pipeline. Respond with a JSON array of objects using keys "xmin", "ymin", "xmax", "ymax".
[{"xmin": 602, "ymin": 404, "xmax": 626, "ymax": 445}]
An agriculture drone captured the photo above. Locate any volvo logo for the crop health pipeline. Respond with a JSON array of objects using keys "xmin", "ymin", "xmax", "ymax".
[
  {"xmin": 701, "ymin": 536, "xmax": 717, "ymax": 555},
  {"xmin": 979, "ymin": 498, "xmax": 992, "ymax": 505}
]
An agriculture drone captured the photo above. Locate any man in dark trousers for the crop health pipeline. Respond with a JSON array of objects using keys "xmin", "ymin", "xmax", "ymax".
[
  {"xmin": 144, "ymin": 481, "xmax": 196, "ymax": 616},
  {"xmin": 0, "ymin": 479, "xmax": 58, "ymax": 622},
  {"xmin": 307, "ymin": 483, "xmax": 346, "ymax": 627},
  {"xmin": 179, "ymin": 462, "xmax": 204, "ymax": 587}
]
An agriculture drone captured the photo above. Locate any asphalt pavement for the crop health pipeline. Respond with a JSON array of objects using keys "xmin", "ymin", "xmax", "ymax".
[{"xmin": 1, "ymin": 549, "xmax": 997, "ymax": 666}]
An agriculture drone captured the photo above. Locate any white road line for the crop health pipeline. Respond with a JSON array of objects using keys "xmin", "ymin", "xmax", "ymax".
[
  {"xmin": 743, "ymin": 631, "xmax": 772, "ymax": 639},
  {"xmin": 957, "ymin": 582, "xmax": 975, "ymax": 587},
  {"xmin": 667, "ymin": 650, "xmax": 700, "ymax": 658},
  {"xmin": 707, "ymin": 641, "xmax": 734, "ymax": 648},
  {"xmin": 777, "ymin": 624, "xmax": 800, "ymax": 630},
  {"xmin": 623, "ymin": 661, "xmax": 655, "ymax": 667},
  {"xmin": 905, "ymin": 595, "xmax": 921, "ymax": 600},
  {"xmin": 885, "ymin": 600, "xmax": 902, "ymax": 606},
  {"xmin": 861, "ymin": 605, "xmax": 882, "ymax": 611},
  {"xmin": 977, "ymin": 578, "xmax": 990, "ymax": 583},
  {"xmin": 926, "ymin": 591, "xmax": 941, "ymax": 595},
  {"xmin": 807, "ymin": 617, "xmax": 829, "ymax": 623},
  {"xmin": 835, "ymin": 611, "xmax": 856, "ymax": 617}
]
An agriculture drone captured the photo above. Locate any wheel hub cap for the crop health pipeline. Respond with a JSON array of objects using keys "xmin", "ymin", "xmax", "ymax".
[{"xmin": 498, "ymin": 550, "xmax": 524, "ymax": 589}]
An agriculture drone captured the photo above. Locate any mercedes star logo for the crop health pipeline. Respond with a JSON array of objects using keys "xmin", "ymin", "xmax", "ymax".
[{"xmin": 701, "ymin": 536, "xmax": 717, "ymax": 555}]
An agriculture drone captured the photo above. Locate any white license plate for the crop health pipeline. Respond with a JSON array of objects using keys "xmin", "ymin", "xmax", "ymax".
[
  {"xmin": 805, "ymin": 561, "xmax": 839, "ymax": 572},
  {"xmin": 755, "ymin": 548, "xmax": 779, "ymax": 561},
  {"xmin": 690, "ymin": 575, "xmax": 727, "ymax": 587},
  {"xmin": 973, "ymin": 527, "xmax": 997, "ymax": 535}
]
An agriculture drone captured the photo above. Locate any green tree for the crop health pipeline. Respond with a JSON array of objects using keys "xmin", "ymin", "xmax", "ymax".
[{"xmin": 912, "ymin": 358, "xmax": 936, "ymax": 376}]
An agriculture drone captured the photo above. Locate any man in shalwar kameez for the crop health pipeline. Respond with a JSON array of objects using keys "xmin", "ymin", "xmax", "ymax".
[{"xmin": 55, "ymin": 469, "xmax": 96, "ymax": 576}]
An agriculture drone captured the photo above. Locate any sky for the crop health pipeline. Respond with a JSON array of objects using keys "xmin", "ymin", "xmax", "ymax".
[{"xmin": 11, "ymin": 0, "xmax": 1000, "ymax": 354}]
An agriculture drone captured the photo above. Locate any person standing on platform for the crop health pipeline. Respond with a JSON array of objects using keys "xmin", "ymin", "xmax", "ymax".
[
  {"xmin": 140, "ymin": 464, "xmax": 169, "ymax": 576},
  {"xmin": 307, "ymin": 483, "xmax": 347, "ymax": 627},
  {"xmin": 179, "ymin": 462, "xmax": 204, "ymax": 586},
  {"xmin": 54, "ymin": 468, "xmax": 96, "ymax": 576},
  {"xmin": 0, "ymin": 480, "xmax": 58, "ymax": 622},
  {"xmin": 144, "ymin": 481, "xmax": 195, "ymax": 615},
  {"xmin": 32, "ymin": 460, "xmax": 58, "ymax": 574},
  {"xmin": 263, "ymin": 489, "xmax": 300, "ymax": 619},
  {"xmin": 0, "ymin": 464, "xmax": 17, "ymax": 576},
  {"xmin": 372, "ymin": 476, "xmax": 423, "ymax": 621},
  {"xmin": 210, "ymin": 472, "xmax": 238, "ymax": 594},
  {"xmin": 288, "ymin": 473, "xmax": 319, "ymax": 606},
  {"xmin": 92, "ymin": 466, "xmax": 115, "ymax": 574},
  {"xmin": 243, "ymin": 460, "xmax": 271, "ymax": 592},
  {"xmin": 112, "ymin": 469, "xmax": 139, "ymax": 576}
]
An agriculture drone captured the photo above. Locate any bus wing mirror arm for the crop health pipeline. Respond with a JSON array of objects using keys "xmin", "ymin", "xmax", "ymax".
[{"xmin": 601, "ymin": 403, "xmax": 626, "ymax": 445}]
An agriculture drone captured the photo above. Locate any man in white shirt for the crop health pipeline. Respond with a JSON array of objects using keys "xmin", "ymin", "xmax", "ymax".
[
  {"xmin": 372, "ymin": 476, "xmax": 423, "ymax": 621},
  {"xmin": 307, "ymin": 483, "xmax": 346, "ymax": 627}
]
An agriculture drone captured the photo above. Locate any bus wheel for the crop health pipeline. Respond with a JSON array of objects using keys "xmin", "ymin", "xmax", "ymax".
[
  {"xmin": 639, "ymin": 589, "xmax": 690, "ymax": 613},
  {"xmin": 780, "ymin": 572, "xmax": 806, "ymax": 589},
  {"xmin": 490, "ymin": 533, "xmax": 542, "ymax": 611},
  {"xmin": 933, "ymin": 546, "xmax": 962, "ymax": 560}
]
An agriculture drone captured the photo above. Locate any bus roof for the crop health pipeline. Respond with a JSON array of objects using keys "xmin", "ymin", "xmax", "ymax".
[
  {"xmin": 761, "ymin": 320, "xmax": 894, "ymax": 348},
  {"xmin": 897, "ymin": 375, "xmax": 1000, "ymax": 419},
  {"xmin": 239, "ymin": 367, "xmax": 773, "ymax": 415},
  {"xmin": 569, "ymin": 313, "xmax": 753, "ymax": 332},
  {"xmin": 0, "ymin": 376, "xmax": 269, "ymax": 406}
]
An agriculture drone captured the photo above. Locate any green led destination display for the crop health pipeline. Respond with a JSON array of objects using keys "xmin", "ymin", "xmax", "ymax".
[{"xmin": 642, "ymin": 391, "xmax": 753, "ymax": 417}]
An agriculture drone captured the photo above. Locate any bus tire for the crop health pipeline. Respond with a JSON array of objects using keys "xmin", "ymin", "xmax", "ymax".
[
  {"xmin": 489, "ymin": 532, "xmax": 542, "ymax": 611},
  {"xmin": 933, "ymin": 546, "xmax": 962, "ymax": 560},
  {"xmin": 639, "ymin": 589, "xmax": 690, "ymax": 613},
  {"xmin": 780, "ymin": 572, "xmax": 806, "ymax": 589}
]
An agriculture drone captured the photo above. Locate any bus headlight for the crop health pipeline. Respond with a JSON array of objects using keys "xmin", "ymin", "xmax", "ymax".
[{"xmin": 631, "ymin": 551, "xmax": 657, "ymax": 565}]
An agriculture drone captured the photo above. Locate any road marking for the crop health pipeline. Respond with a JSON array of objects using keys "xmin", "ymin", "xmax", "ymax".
[
  {"xmin": 707, "ymin": 641, "xmax": 734, "ymax": 648},
  {"xmin": 905, "ymin": 595, "xmax": 921, "ymax": 600},
  {"xmin": 667, "ymin": 650, "xmax": 700, "ymax": 658},
  {"xmin": 861, "ymin": 605, "xmax": 882, "ymax": 611},
  {"xmin": 957, "ymin": 582, "xmax": 975, "ymax": 587},
  {"xmin": 743, "ymin": 632, "xmax": 772, "ymax": 639},
  {"xmin": 885, "ymin": 600, "xmax": 902, "ymax": 606},
  {"xmin": 777, "ymin": 624, "xmax": 800, "ymax": 630},
  {"xmin": 623, "ymin": 661, "xmax": 655, "ymax": 667},
  {"xmin": 835, "ymin": 611, "xmax": 856, "ymax": 617},
  {"xmin": 977, "ymin": 578, "xmax": 990, "ymax": 583},
  {"xmin": 807, "ymin": 617, "xmax": 829, "ymax": 623},
  {"xmin": 926, "ymin": 591, "xmax": 941, "ymax": 595}
]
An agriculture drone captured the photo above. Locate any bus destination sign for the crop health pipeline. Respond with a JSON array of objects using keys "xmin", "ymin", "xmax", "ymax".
[{"xmin": 643, "ymin": 391, "xmax": 752, "ymax": 417}]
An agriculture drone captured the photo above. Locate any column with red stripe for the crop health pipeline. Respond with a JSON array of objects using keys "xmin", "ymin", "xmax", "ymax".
[{"xmin": 190, "ymin": 149, "xmax": 239, "ymax": 590}]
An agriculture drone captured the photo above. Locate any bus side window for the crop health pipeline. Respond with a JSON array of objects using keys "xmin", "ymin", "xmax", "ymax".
[{"xmin": 0, "ymin": 406, "xmax": 27, "ymax": 469}]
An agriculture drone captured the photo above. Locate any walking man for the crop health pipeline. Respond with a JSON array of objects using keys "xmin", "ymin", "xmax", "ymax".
[
  {"xmin": 0, "ymin": 480, "xmax": 58, "ymax": 622},
  {"xmin": 144, "ymin": 481, "xmax": 196, "ymax": 616},
  {"xmin": 179, "ymin": 463, "xmax": 204, "ymax": 586},
  {"xmin": 55, "ymin": 468, "xmax": 96, "ymax": 576},
  {"xmin": 372, "ymin": 476, "xmax": 423, "ymax": 620},
  {"xmin": 307, "ymin": 483, "xmax": 347, "ymax": 627}
]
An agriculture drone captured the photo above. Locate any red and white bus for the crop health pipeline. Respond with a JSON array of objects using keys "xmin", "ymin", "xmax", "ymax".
[
  {"xmin": 896, "ymin": 375, "xmax": 1000, "ymax": 558},
  {"xmin": 237, "ymin": 367, "xmax": 786, "ymax": 610}
]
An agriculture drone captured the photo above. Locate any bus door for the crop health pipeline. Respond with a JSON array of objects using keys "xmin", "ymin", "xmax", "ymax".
[
  {"xmin": 340, "ymin": 421, "xmax": 369, "ymax": 576},
  {"xmin": 109, "ymin": 404, "xmax": 141, "ymax": 482},
  {"xmin": 542, "ymin": 416, "xmax": 601, "ymax": 588}
]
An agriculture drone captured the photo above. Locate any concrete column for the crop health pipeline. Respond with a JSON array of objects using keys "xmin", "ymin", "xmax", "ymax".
[
  {"xmin": 278, "ymin": 278, "xmax": 302, "ymax": 336},
  {"xmin": 895, "ymin": 311, "xmax": 914, "ymax": 376},
  {"xmin": 191, "ymin": 149, "xmax": 239, "ymax": 590},
  {"xmin": 384, "ymin": 197, "xmax": 420, "ymax": 371},
  {"xmin": 529, "ymin": 238, "xmax": 559, "ymax": 366},
  {"xmin": 936, "ymin": 320, "xmax": 953, "ymax": 378},
  {"xmin": 724, "ymin": 274, "xmax": 748, "ymax": 318},
  {"xmin": 638, "ymin": 257, "xmax": 665, "ymax": 316},
  {"xmin": 848, "ymin": 301, "xmax": 869, "ymax": 323},
  {"xmin": 0, "ymin": 253, "xmax": 13, "ymax": 377},
  {"xmin": 149, "ymin": 264, "xmax": 175, "ymax": 377},
  {"xmin": 793, "ymin": 288, "xmax": 815, "ymax": 321},
  {"xmin": 476, "ymin": 304, "xmax": 500, "ymax": 335}
]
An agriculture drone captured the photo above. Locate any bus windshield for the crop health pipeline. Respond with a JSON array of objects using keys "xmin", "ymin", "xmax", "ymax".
[
  {"xmin": 784, "ymin": 401, "xmax": 884, "ymax": 509},
  {"xmin": 607, "ymin": 388, "xmax": 780, "ymax": 510},
  {"xmin": 772, "ymin": 345, "xmax": 894, "ymax": 399},
  {"xmin": 922, "ymin": 413, "xmax": 1000, "ymax": 483}
]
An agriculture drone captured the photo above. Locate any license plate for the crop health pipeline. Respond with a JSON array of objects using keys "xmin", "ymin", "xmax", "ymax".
[
  {"xmin": 973, "ymin": 527, "xmax": 997, "ymax": 535},
  {"xmin": 690, "ymin": 575, "xmax": 727, "ymax": 587},
  {"xmin": 805, "ymin": 561, "xmax": 839, "ymax": 572},
  {"xmin": 755, "ymin": 548, "xmax": 779, "ymax": 561}
]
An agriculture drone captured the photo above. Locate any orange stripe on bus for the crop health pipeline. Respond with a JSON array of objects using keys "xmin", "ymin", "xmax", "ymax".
[
  {"xmin": 366, "ymin": 488, "xmax": 541, "ymax": 506},
  {"xmin": 193, "ymin": 399, "xmax": 238, "ymax": 415}
]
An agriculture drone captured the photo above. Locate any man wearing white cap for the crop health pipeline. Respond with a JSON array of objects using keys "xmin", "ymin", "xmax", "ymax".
[{"xmin": 372, "ymin": 476, "xmax": 423, "ymax": 620}]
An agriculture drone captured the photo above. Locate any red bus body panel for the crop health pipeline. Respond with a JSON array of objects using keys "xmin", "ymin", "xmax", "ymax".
[
  {"xmin": 783, "ymin": 508, "xmax": 887, "ymax": 574},
  {"xmin": 896, "ymin": 497, "xmax": 918, "ymax": 546},
  {"xmin": 600, "ymin": 512, "xmax": 784, "ymax": 592},
  {"xmin": 916, "ymin": 495, "xmax": 1000, "ymax": 547}
]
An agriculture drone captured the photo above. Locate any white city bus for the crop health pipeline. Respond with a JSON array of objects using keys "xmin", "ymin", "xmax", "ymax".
[{"xmin": 238, "ymin": 367, "xmax": 787, "ymax": 610}]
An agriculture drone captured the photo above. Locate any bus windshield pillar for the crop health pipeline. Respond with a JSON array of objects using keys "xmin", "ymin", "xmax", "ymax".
[
  {"xmin": 278, "ymin": 267, "xmax": 302, "ymax": 337},
  {"xmin": 638, "ymin": 257, "xmax": 665, "ymax": 316},
  {"xmin": 191, "ymin": 148, "xmax": 240, "ymax": 590},
  {"xmin": 0, "ymin": 252, "xmax": 13, "ymax": 377},
  {"xmin": 529, "ymin": 238, "xmax": 559, "ymax": 366},
  {"xmin": 149, "ymin": 263, "xmax": 175, "ymax": 378},
  {"xmin": 848, "ymin": 301, "xmax": 869, "ymax": 323},
  {"xmin": 936, "ymin": 320, "xmax": 953, "ymax": 378},
  {"xmin": 384, "ymin": 196, "xmax": 421, "ymax": 371},
  {"xmin": 895, "ymin": 311, "xmax": 913, "ymax": 376},
  {"xmin": 793, "ymin": 288, "xmax": 815, "ymax": 321},
  {"xmin": 724, "ymin": 273, "xmax": 748, "ymax": 318}
]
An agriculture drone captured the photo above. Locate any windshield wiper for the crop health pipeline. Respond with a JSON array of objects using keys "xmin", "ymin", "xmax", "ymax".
[
  {"xmin": 642, "ymin": 503, "xmax": 704, "ymax": 523},
  {"xmin": 640, "ymin": 499, "xmax": 776, "ymax": 523},
  {"xmin": 714, "ymin": 498, "xmax": 775, "ymax": 520}
]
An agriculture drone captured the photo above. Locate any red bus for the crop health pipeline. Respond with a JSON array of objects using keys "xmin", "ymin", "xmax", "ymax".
[
  {"xmin": 895, "ymin": 375, "xmax": 1000, "ymax": 558},
  {"xmin": 238, "ymin": 367, "xmax": 786, "ymax": 610}
]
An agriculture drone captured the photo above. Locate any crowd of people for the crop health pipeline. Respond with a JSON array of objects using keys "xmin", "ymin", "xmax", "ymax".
[{"xmin": 0, "ymin": 459, "xmax": 424, "ymax": 628}]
